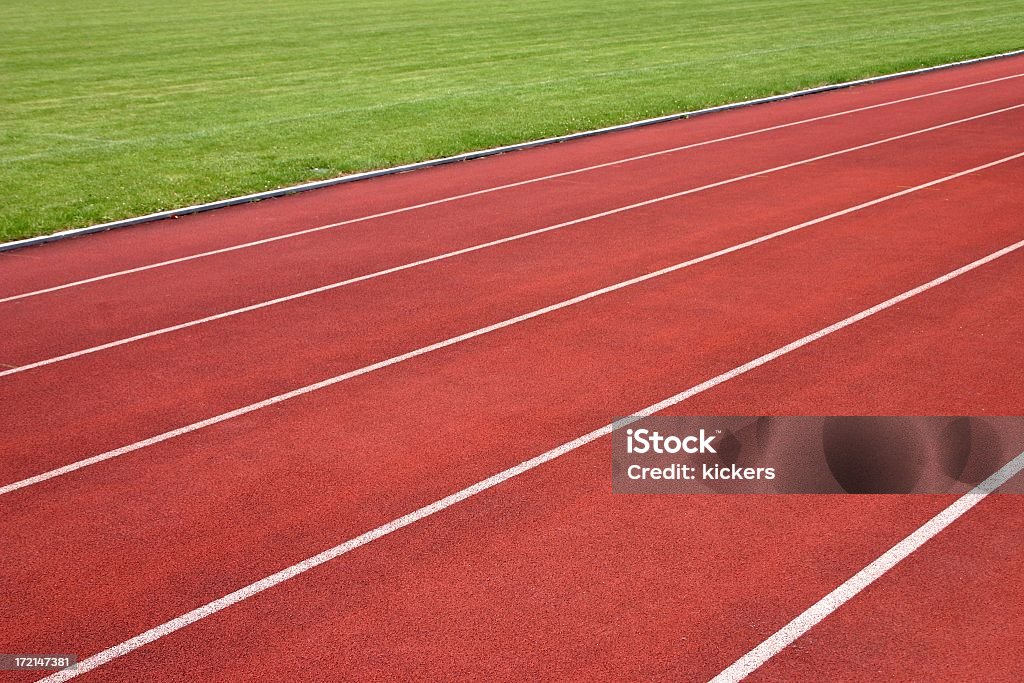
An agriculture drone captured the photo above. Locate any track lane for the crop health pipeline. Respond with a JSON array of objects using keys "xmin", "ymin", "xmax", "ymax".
[
  {"xmin": 2, "ymin": 111, "xmax": 1022, "ymax": 484},
  {"xmin": 3, "ymin": 53, "xmax": 1023, "ymax": 298},
  {"xmin": 2, "ymin": 153, "xmax": 1022, "ymax": 677},
  {"xmin": 37, "ymin": 221, "xmax": 1024, "ymax": 683},
  {"xmin": 743, "ymin": 492, "xmax": 1024, "ymax": 682},
  {"xmin": 4, "ymin": 78, "xmax": 1024, "ymax": 365}
]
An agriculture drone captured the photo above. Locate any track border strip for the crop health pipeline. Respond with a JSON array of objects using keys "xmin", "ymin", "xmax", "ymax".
[
  {"xmin": 4, "ymin": 73, "xmax": 1022, "ymax": 304},
  {"xmin": 3, "ymin": 48, "xmax": 1021, "ymax": 254}
]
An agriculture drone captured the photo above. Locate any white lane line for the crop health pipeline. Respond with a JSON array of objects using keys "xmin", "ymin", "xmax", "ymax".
[
  {"xmin": 4, "ymin": 107, "xmax": 1024, "ymax": 379},
  {"xmin": 3, "ymin": 72, "xmax": 1022, "ymax": 305},
  {"xmin": 709, "ymin": 448, "xmax": 1024, "ymax": 683},
  {"xmin": 3, "ymin": 152, "xmax": 1023, "ymax": 497},
  {"xmin": 36, "ymin": 238, "xmax": 1024, "ymax": 683}
]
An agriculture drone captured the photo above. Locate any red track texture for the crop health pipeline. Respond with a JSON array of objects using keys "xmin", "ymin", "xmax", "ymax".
[{"xmin": 1, "ymin": 54, "xmax": 1023, "ymax": 682}]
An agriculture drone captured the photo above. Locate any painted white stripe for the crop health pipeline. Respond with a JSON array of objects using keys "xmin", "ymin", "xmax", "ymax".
[
  {"xmin": 4, "ymin": 151, "xmax": 1023, "ymax": 497},
  {"xmin": 709, "ymin": 448, "xmax": 1024, "ymax": 683},
  {"xmin": 3, "ymin": 72, "xmax": 1022, "ymax": 304},
  {"xmin": 36, "ymin": 238, "xmax": 1024, "ymax": 683},
  {"xmin": 4, "ymin": 107, "xmax": 1024, "ymax": 379}
]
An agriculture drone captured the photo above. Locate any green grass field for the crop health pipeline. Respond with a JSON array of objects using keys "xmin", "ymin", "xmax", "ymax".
[{"xmin": 1, "ymin": 0, "xmax": 1021, "ymax": 242}]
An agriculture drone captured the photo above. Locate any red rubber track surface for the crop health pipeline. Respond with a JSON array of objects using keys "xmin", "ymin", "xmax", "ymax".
[{"xmin": 1, "ymin": 54, "xmax": 1023, "ymax": 682}]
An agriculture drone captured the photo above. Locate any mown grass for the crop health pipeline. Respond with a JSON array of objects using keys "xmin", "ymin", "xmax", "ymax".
[{"xmin": 0, "ymin": 0, "xmax": 1020, "ymax": 241}]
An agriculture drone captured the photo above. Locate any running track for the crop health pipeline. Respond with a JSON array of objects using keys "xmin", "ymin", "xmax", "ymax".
[{"xmin": 2, "ymin": 54, "xmax": 1024, "ymax": 682}]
